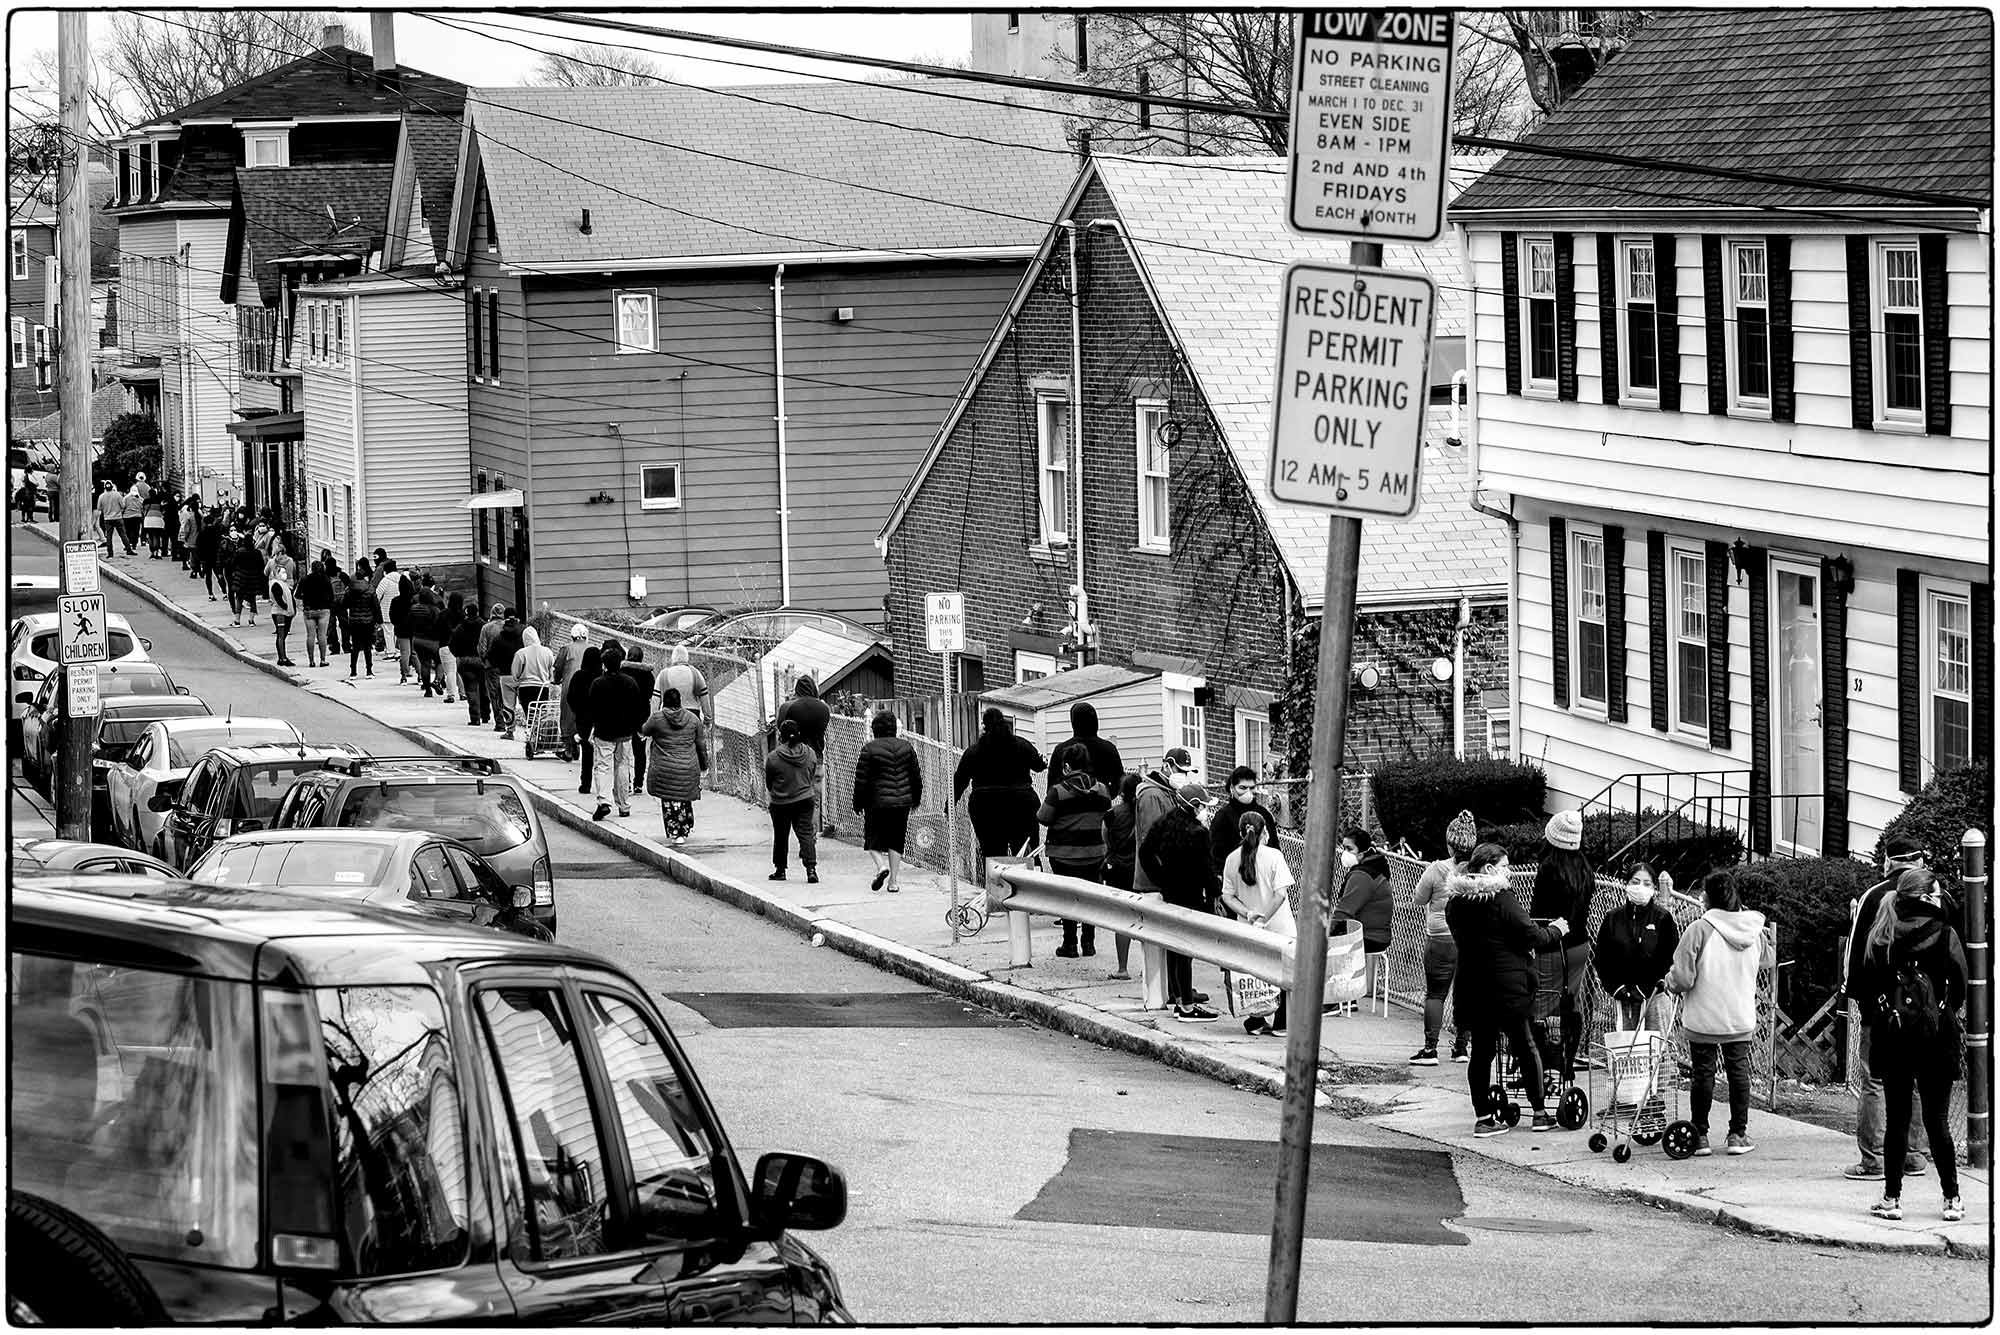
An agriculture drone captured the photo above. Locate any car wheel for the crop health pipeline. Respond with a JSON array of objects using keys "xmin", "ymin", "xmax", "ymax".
[{"xmin": 7, "ymin": 1189, "xmax": 166, "ymax": 1325}]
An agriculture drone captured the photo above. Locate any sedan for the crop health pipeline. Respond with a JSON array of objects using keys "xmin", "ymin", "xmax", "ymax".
[
  {"xmin": 186, "ymin": 828, "xmax": 527, "ymax": 927},
  {"xmin": 103, "ymin": 715, "xmax": 302, "ymax": 858},
  {"xmin": 23, "ymin": 693, "xmax": 212, "ymax": 834},
  {"xmin": 10, "ymin": 836, "xmax": 179, "ymax": 879},
  {"xmin": 17, "ymin": 661, "xmax": 188, "ymax": 791},
  {"xmin": 8, "ymin": 610, "xmax": 150, "ymax": 748}
]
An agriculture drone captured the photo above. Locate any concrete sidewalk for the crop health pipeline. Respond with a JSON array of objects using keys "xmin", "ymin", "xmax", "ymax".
[{"xmin": 48, "ymin": 524, "xmax": 1989, "ymax": 1257}]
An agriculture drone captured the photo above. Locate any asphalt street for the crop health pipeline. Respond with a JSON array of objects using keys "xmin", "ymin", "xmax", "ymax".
[{"xmin": 9, "ymin": 537, "xmax": 1991, "ymax": 1323}]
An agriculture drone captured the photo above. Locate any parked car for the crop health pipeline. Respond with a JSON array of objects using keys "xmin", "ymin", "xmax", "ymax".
[
  {"xmin": 21, "ymin": 690, "xmax": 211, "ymax": 831},
  {"xmin": 16, "ymin": 661, "xmax": 186, "ymax": 783},
  {"xmin": 687, "ymin": 606, "xmax": 876, "ymax": 647},
  {"xmin": 10, "ymin": 837, "xmax": 177, "ymax": 880},
  {"xmin": 186, "ymin": 828, "xmax": 527, "ymax": 925},
  {"xmin": 271, "ymin": 755, "xmax": 556, "ymax": 934},
  {"xmin": 8, "ymin": 573, "xmax": 61, "ymax": 616},
  {"xmin": 9, "ymin": 610, "xmax": 150, "ymax": 749},
  {"xmin": 151, "ymin": 741, "xmax": 363, "ymax": 871},
  {"xmin": 637, "ymin": 605, "xmax": 720, "ymax": 634},
  {"xmin": 103, "ymin": 717, "xmax": 302, "ymax": 859},
  {"xmin": 7, "ymin": 879, "xmax": 850, "ymax": 1324}
]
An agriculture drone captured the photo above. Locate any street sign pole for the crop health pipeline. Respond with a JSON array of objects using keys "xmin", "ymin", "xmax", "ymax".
[
  {"xmin": 1963, "ymin": 828, "xmax": 1989, "ymax": 1169},
  {"xmin": 945, "ymin": 647, "xmax": 959, "ymax": 944},
  {"xmin": 55, "ymin": 13, "xmax": 95, "ymax": 840}
]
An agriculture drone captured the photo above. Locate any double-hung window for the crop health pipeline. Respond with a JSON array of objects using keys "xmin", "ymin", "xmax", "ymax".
[
  {"xmin": 9, "ymin": 317, "xmax": 24, "ymax": 368},
  {"xmin": 1135, "ymin": 400, "xmax": 1170, "ymax": 552},
  {"xmin": 1524, "ymin": 237, "xmax": 1557, "ymax": 387},
  {"xmin": 10, "ymin": 231, "xmax": 26, "ymax": 280},
  {"xmin": 1036, "ymin": 392, "xmax": 1070, "ymax": 546},
  {"xmin": 1927, "ymin": 586, "xmax": 1971, "ymax": 777},
  {"xmin": 1670, "ymin": 544, "xmax": 1709, "ymax": 735},
  {"xmin": 1621, "ymin": 239, "xmax": 1658, "ymax": 399},
  {"xmin": 1728, "ymin": 241, "xmax": 1771, "ymax": 409},
  {"xmin": 32, "ymin": 325, "xmax": 49, "ymax": 389},
  {"xmin": 614, "ymin": 290, "xmax": 654, "ymax": 354},
  {"xmin": 1877, "ymin": 241, "xmax": 1924, "ymax": 422},
  {"xmin": 1572, "ymin": 529, "xmax": 1608, "ymax": 707}
]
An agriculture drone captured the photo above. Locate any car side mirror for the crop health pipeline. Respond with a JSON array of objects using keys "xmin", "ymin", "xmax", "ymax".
[
  {"xmin": 147, "ymin": 792, "xmax": 177, "ymax": 813},
  {"xmin": 236, "ymin": 817, "xmax": 266, "ymax": 833},
  {"xmin": 174, "ymin": 685, "xmax": 191, "ymax": 695},
  {"xmin": 750, "ymin": 1152, "xmax": 847, "ymax": 1234},
  {"xmin": 138, "ymin": 637, "xmax": 153, "ymax": 652},
  {"xmin": 14, "ymin": 692, "xmax": 31, "ymax": 705}
]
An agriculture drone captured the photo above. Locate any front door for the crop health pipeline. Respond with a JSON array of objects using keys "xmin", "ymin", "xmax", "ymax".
[{"xmin": 1770, "ymin": 558, "xmax": 1823, "ymax": 853}]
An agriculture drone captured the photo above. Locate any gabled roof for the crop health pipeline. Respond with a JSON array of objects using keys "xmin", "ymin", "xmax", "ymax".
[
  {"xmin": 405, "ymin": 115, "xmax": 461, "ymax": 261},
  {"xmin": 19, "ymin": 383, "xmax": 127, "ymax": 443},
  {"xmin": 713, "ymin": 625, "xmax": 890, "ymax": 734},
  {"xmin": 136, "ymin": 46, "xmax": 466, "ymax": 129},
  {"xmin": 225, "ymin": 165, "xmax": 394, "ymax": 306},
  {"xmin": 1454, "ymin": 8, "xmax": 1993, "ymax": 214},
  {"xmin": 881, "ymin": 155, "xmax": 1505, "ymax": 611},
  {"xmin": 453, "ymin": 82, "xmax": 1075, "ymax": 266}
]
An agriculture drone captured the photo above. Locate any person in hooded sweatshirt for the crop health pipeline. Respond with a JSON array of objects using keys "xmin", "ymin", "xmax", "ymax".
[
  {"xmin": 341, "ymin": 560, "xmax": 379, "ymax": 677},
  {"xmin": 954, "ymin": 708, "xmax": 1047, "ymax": 858},
  {"xmin": 1335, "ymin": 825, "xmax": 1395, "ymax": 1006},
  {"xmin": 1850, "ymin": 867, "xmax": 1966, "ymax": 1224},
  {"xmin": 511, "ymin": 626, "xmax": 558, "ymax": 758},
  {"xmin": 1594, "ymin": 860, "xmax": 1681, "ymax": 1032},
  {"xmin": 1408, "ymin": 809, "xmax": 1479, "ymax": 1065},
  {"xmin": 1129, "ymin": 748, "xmax": 1202, "ymax": 1001},
  {"xmin": 764, "ymin": 718, "xmax": 819, "ymax": 883},
  {"xmin": 485, "ymin": 611, "xmax": 525, "ymax": 738},
  {"xmin": 587, "ymin": 643, "xmax": 647, "ymax": 821},
  {"xmin": 1208, "ymin": 765, "xmax": 1279, "ymax": 881},
  {"xmin": 1046, "ymin": 701, "xmax": 1124, "ymax": 793},
  {"xmin": 408, "ymin": 585, "xmax": 445, "ymax": 697},
  {"xmin": 566, "ymin": 647, "xmax": 603, "ymax": 793},
  {"xmin": 297, "ymin": 557, "xmax": 333, "ymax": 668},
  {"xmin": 451, "ymin": 604, "xmax": 490, "ymax": 725},
  {"xmin": 658, "ymin": 644, "xmax": 710, "ymax": 721},
  {"xmin": 1663, "ymin": 871, "xmax": 1773, "ymax": 1158},
  {"xmin": 1138, "ymin": 780, "xmax": 1223, "ymax": 1022},
  {"xmin": 1447, "ymin": 842, "xmax": 1568, "ymax": 1137},
  {"xmin": 642, "ymin": 686, "xmax": 709, "ymax": 846},
  {"xmin": 777, "ymin": 676, "xmax": 834, "ymax": 836},
  {"xmin": 1102, "ymin": 771, "xmax": 1141, "ymax": 980},
  {"xmin": 552, "ymin": 624, "xmax": 590, "ymax": 761},
  {"xmin": 1036, "ymin": 752, "xmax": 1112, "ymax": 958}
]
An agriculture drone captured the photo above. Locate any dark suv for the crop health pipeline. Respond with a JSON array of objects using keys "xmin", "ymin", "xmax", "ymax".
[
  {"xmin": 8, "ymin": 877, "xmax": 850, "ymax": 1324},
  {"xmin": 271, "ymin": 755, "xmax": 556, "ymax": 934},
  {"xmin": 156, "ymin": 742, "xmax": 367, "ymax": 870}
]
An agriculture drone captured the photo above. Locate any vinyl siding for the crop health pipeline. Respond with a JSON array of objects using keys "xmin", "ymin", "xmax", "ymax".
[
  {"xmin": 355, "ymin": 286, "xmax": 471, "ymax": 567},
  {"xmin": 300, "ymin": 301, "xmax": 356, "ymax": 553},
  {"xmin": 115, "ymin": 217, "xmax": 178, "ymax": 361},
  {"xmin": 176, "ymin": 216, "xmax": 240, "ymax": 489},
  {"xmin": 236, "ymin": 366, "xmax": 281, "ymax": 413}
]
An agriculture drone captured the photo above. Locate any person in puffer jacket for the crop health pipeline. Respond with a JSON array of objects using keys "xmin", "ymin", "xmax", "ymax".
[
  {"xmin": 1664, "ymin": 871, "xmax": 1772, "ymax": 1158},
  {"xmin": 1594, "ymin": 860, "xmax": 1680, "ymax": 1031},
  {"xmin": 1446, "ymin": 843, "xmax": 1568, "ymax": 1137},
  {"xmin": 853, "ymin": 711, "xmax": 923, "ymax": 894},
  {"xmin": 1036, "ymin": 752, "xmax": 1112, "ymax": 959}
]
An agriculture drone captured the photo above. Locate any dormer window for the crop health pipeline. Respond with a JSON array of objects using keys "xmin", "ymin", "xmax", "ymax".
[
  {"xmin": 120, "ymin": 147, "xmax": 135, "ymax": 203},
  {"xmin": 146, "ymin": 143, "xmax": 160, "ymax": 199},
  {"xmin": 244, "ymin": 130, "xmax": 290, "ymax": 168}
]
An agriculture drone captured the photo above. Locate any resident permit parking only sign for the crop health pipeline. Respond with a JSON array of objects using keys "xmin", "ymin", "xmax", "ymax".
[
  {"xmin": 1287, "ymin": 10, "xmax": 1456, "ymax": 241},
  {"xmin": 1269, "ymin": 262, "xmax": 1435, "ymax": 518}
]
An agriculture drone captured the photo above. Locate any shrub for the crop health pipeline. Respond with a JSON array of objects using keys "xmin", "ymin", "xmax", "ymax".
[
  {"xmin": 1733, "ymin": 856, "xmax": 1880, "ymax": 1018},
  {"xmin": 1582, "ymin": 808, "xmax": 1744, "ymax": 884},
  {"xmin": 97, "ymin": 413, "xmax": 160, "ymax": 487},
  {"xmin": 1481, "ymin": 819, "xmax": 1547, "ymax": 865},
  {"xmin": 1373, "ymin": 757, "xmax": 1548, "ymax": 857},
  {"xmin": 1874, "ymin": 765, "xmax": 1993, "ymax": 894}
]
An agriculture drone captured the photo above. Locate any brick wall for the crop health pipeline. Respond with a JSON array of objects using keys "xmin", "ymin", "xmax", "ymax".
[{"xmin": 1343, "ymin": 601, "xmax": 1510, "ymax": 769}]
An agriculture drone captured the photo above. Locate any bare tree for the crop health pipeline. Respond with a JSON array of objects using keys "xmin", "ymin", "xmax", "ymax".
[
  {"xmin": 1062, "ymin": 12, "xmax": 1293, "ymax": 156},
  {"xmin": 527, "ymin": 42, "xmax": 664, "ymax": 87},
  {"xmin": 1453, "ymin": 23, "xmax": 1531, "ymax": 139},
  {"xmin": 97, "ymin": 11, "xmax": 361, "ymax": 125},
  {"xmin": 1462, "ymin": 10, "xmax": 1650, "ymax": 122}
]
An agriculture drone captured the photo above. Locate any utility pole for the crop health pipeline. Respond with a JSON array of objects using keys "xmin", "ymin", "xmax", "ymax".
[
  {"xmin": 1964, "ymin": 828, "xmax": 1989, "ymax": 1169},
  {"xmin": 55, "ymin": 12, "xmax": 95, "ymax": 838}
]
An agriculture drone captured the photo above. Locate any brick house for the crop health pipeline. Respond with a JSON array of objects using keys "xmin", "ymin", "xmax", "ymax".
[
  {"xmin": 1453, "ymin": 8, "xmax": 1992, "ymax": 857},
  {"xmin": 877, "ymin": 155, "xmax": 1509, "ymax": 781}
]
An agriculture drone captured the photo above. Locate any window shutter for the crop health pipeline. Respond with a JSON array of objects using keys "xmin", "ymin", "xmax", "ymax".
[
  {"xmin": 1652, "ymin": 234, "xmax": 1680, "ymax": 411},
  {"xmin": 1596, "ymin": 233, "xmax": 1620, "ymax": 404},
  {"xmin": 1820, "ymin": 557, "xmax": 1849, "ymax": 859},
  {"xmin": 1768, "ymin": 235, "xmax": 1794, "ymax": 423},
  {"xmin": 1555, "ymin": 232, "xmax": 1577, "ymax": 402},
  {"xmin": 1549, "ymin": 517, "xmax": 1570, "ymax": 710},
  {"xmin": 1973, "ymin": 581, "xmax": 1993, "ymax": 768},
  {"xmin": 1701, "ymin": 234, "xmax": 1726, "ymax": 415},
  {"xmin": 487, "ymin": 290, "xmax": 500, "ymax": 382},
  {"xmin": 1647, "ymin": 531, "xmax": 1669, "ymax": 732},
  {"xmin": 1896, "ymin": 568, "xmax": 1920, "ymax": 791},
  {"xmin": 1604, "ymin": 525, "xmax": 1627, "ymax": 723},
  {"xmin": 1746, "ymin": 546, "xmax": 1771, "ymax": 856},
  {"xmin": 1919, "ymin": 233, "xmax": 1950, "ymax": 436},
  {"xmin": 468, "ymin": 291, "xmax": 483, "ymax": 379},
  {"xmin": 1706, "ymin": 539, "xmax": 1731, "ymax": 749},
  {"xmin": 1501, "ymin": 232, "xmax": 1521, "ymax": 396},
  {"xmin": 1846, "ymin": 235, "xmax": 1873, "ymax": 429}
]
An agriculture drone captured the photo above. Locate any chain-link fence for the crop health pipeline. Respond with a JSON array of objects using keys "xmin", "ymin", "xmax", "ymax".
[
  {"xmin": 1843, "ymin": 990, "xmax": 1971, "ymax": 1161},
  {"xmin": 821, "ymin": 714, "xmax": 980, "ymax": 881}
]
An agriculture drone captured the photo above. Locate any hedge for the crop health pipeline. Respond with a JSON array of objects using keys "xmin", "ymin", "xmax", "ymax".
[
  {"xmin": 1582, "ymin": 808, "xmax": 1744, "ymax": 883},
  {"xmin": 1373, "ymin": 757, "xmax": 1548, "ymax": 858},
  {"xmin": 1733, "ymin": 857, "xmax": 1880, "ymax": 1018},
  {"xmin": 1874, "ymin": 764, "xmax": 1992, "ymax": 894},
  {"xmin": 1482, "ymin": 819, "xmax": 1547, "ymax": 864}
]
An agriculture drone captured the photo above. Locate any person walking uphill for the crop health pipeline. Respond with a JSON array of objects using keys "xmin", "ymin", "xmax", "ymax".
[
  {"xmin": 553, "ymin": 624, "xmax": 590, "ymax": 761},
  {"xmin": 1446, "ymin": 843, "xmax": 1569, "ymax": 1136},
  {"xmin": 1047, "ymin": 701, "xmax": 1124, "ymax": 792},
  {"xmin": 852, "ymin": 711, "xmax": 922, "ymax": 894},
  {"xmin": 587, "ymin": 643, "xmax": 648, "ymax": 822},
  {"xmin": 565, "ymin": 647, "xmax": 603, "ymax": 793},
  {"xmin": 228, "ymin": 530, "xmax": 267, "ymax": 627},
  {"xmin": 954, "ymin": 709, "xmax": 1048, "ymax": 859},
  {"xmin": 777, "ymin": 676, "xmax": 835, "ymax": 838},
  {"xmin": 451, "ymin": 605, "xmax": 490, "ymax": 725},
  {"xmin": 1531, "ymin": 810, "xmax": 1596, "ymax": 1084},
  {"xmin": 341, "ymin": 561, "xmax": 380, "ymax": 677},
  {"xmin": 1850, "ymin": 867, "xmax": 1967, "ymax": 1224},
  {"xmin": 486, "ymin": 612, "xmax": 525, "ymax": 739},
  {"xmin": 297, "ymin": 558, "xmax": 333, "ymax": 668},
  {"xmin": 765, "ymin": 718, "xmax": 819, "ymax": 883},
  {"xmin": 1408, "ymin": 809, "xmax": 1479, "ymax": 1066},
  {"xmin": 409, "ymin": 587, "xmax": 445, "ymax": 697},
  {"xmin": 1037, "ymin": 753, "xmax": 1112, "ymax": 958},
  {"xmin": 1594, "ymin": 861, "xmax": 1680, "ymax": 1032},
  {"xmin": 512, "ymin": 627, "xmax": 558, "ymax": 758},
  {"xmin": 1663, "ymin": 872, "xmax": 1772, "ymax": 1158},
  {"xmin": 1139, "ymin": 781, "xmax": 1223, "ymax": 1023},
  {"xmin": 641, "ymin": 686, "xmax": 709, "ymax": 846}
]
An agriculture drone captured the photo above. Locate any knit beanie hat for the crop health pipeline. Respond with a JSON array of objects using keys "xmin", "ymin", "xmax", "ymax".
[
  {"xmin": 1545, "ymin": 810, "xmax": 1584, "ymax": 851},
  {"xmin": 1445, "ymin": 809, "xmax": 1478, "ymax": 853}
]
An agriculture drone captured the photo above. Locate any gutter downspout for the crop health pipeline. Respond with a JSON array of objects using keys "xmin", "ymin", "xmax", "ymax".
[
  {"xmin": 1460, "ymin": 218, "xmax": 1520, "ymax": 764},
  {"xmin": 772, "ymin": 263, "xmax": 793, "ymax": 606},
  {"xmin": 1065, "ymin": 221, "xmax": 1086, "ymax": 669},
  {"xmin": 349, "ymin": 292, "xmax": 365, "ymax": 558},
  {"xmin": 1453, "ymin": 593, "xmax": 1471, "ymax": 759}
]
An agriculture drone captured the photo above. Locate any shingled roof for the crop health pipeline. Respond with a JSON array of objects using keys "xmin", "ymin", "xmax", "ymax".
[
  {"xmin": 461, "ymin": 82, "xmax": 1075, "ymax": 264},
  {"xmin": 1454, "ymin": 9, "xmax": 1993, "ymax": 214},
  {"xmin": 228, "ymin": 165, "xmax": 394, "ymax": 306},
  {"xmin": 140, "ymin": 45, "xmax": 466, "ymax": 128},
  {"xmin": 404, "ymin": 115, "xmax": 462, "ymax": 260}
]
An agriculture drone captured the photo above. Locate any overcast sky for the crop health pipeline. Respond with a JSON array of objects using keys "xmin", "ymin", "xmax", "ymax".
[{"xmin": 8, "ymin": 9, "xmax": 977, "ymax": 109}]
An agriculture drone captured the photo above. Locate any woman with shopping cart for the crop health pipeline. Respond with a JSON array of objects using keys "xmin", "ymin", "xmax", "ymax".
[
  {"xmin": 1446, "ymin": 843, "xmax": 1569, "ymax": 1138},
  {"xmin": 1593, "ymin": 861, "xmax": 1681, "ymax": 1033}
]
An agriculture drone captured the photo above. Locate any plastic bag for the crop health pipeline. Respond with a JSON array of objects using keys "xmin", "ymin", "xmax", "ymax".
[
  {"xmin": 1232, "ymin": 973, "xmax": 1280, "ymax": 1018},
  {"xmin": 1323, "ymin": 919, "xmax": 1367, "ymax": 1005}
]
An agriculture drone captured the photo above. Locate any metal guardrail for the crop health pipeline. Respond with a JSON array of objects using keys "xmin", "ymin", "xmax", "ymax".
[{"xmin": 988, "ymin": 863, "xmax": 1294, "ymax": 1011}]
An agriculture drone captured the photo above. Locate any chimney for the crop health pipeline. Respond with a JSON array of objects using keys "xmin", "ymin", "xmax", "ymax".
[
  {"xmin": 321, "ymin": 22, "xmax": 344, "ymax": 49},
  {"xmin": 371, "ymin": 13, "xmax": 397, "ymax": 78}
]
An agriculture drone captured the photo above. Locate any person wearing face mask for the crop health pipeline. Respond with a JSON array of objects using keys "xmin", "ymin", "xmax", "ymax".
[
  {"xmin": 1208, "ymin": 766, "xmax": 1278, "ymax": 880},
  {"xmin": 1220, "ymin": 810, "xmax": 1295, "ymax": 1037},
  {"xmin": 1138, "ymin": 780, "xmax": 1224, "ymax": 1022},
  {"xmin": 1593, "ymin": 860, "xmax": 1680, "ymax": 1032},
  {"xmin": 1408, "ymin": 809, "xmax": 1479, "ymax": 1065},
  {"xmin": 1663, "ymin": 871, "xmax": 1772, "ymax": 1158},
  {"xmin": 1446, "ymin": 843, "xmax": 1568, "ymax": 1136},
  {"xmin": 1334, "ymin": 826, "xmax": 1395, "ymax": 1005}
]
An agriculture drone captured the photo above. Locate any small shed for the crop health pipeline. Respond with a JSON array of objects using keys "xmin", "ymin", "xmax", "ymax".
[
  {"xmin": 713, "ymin": 624, "xmax": 894, "ymax": 735},
  {"xmin": 980, "ymin": 663, "xmax": 1166, "ymax": 763}
]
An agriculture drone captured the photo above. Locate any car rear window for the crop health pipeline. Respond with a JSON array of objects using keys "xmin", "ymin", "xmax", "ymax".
[
  {"xmin": 30, "ymin": 630, "xmax": 135, "ymax": 660},
  {"xmin": 164, "ymin": 727, "xmax": 296, "ymax": 767},
  {"xmin": 195, "ymin": 840, "xmax": 392, "ymax": 888},
  {"xmin": 338, "ymin": 783, "xmax": 532, "ymax": 856},
  {"xmin": 237, "ymin": 760, "xmax": 335, "ymax": 818},
  {"xmin": 9, "ymin": 952, "xmax": 259, "ymax": 1268},
  {"xmin": 99, "ymin": 672, "xmax": 174, "ymax": 698}
]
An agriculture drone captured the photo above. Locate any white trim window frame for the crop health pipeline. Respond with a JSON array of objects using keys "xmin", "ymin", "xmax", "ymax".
[
  {"xmin": 314, "ymin": 483, "xmax": 334, "ymax": 546},
  {"xmin": 1233, "ymin": 707, "xmax": 1270, "ymax": 778},
  {"xmin": 1134, "ymin": 398, "xmax": 1170, "ymax": 553},
  {"xmin": 10, "ymin": 230, "xmax": 26, "ymax": 281},
  {"xmin": 146, "ymin": 142, "xmax": 160, "ymax": 200},
  {"xmin": 9, "ymin": 316, "xmax": 25, "ymax": 368},
  {"xmin": 1015, "ymin": 650, "xmax": 1060, "ymax": 683},
  {"xmin": 1619, "ymin": 237, "xmax": 1659, "ymax": 403},
  {"xmin": 243, "ymin": 130, "xmax": 289, "ymax": 168},
  {"xmin": 1570, "ymin": 524, "xmax": 1609, "ymax": 710},
  {"xmin": 639, "ymin": 463, "xmax": 681, "ymax": 511},
  {"xmin": 1036, "ymin": 391, "xmax": 1070, "ymax": 547},
  {"xmin": 333, "ymin": 300, "xmax": 346, "ymax": 367},
  {"xmin": 1726, "ymin": 239, "xmax": 1772, "ymax": 414},
  {"xmin": 1921, "ymin": 578, "xmax": 1973, "ymax": 780},
  {"xmin": 1486, "ymin": 708, "xmax": 1513, "ymax": 760},
  {"xmin": 121, "ymin": 147, "xmax": 136, "ymax": 204},
  {"xmin": 31, "ymin": 324, "xmax": 48, "ymax": 389},
  {"xmin": 1667, "ymin": 540, "xmax": 1710, "ymax": 737},
  {"xmin": 614, "ymin": 289, "xmax": 655, "ymax": 355},
  {"xmin": 1522, "ymin": 235, "xmax": 1558, "ymax": 394},
  {"xmin": 1873, "ymin": 239, "xmax": 1924, "ymax": 426}
]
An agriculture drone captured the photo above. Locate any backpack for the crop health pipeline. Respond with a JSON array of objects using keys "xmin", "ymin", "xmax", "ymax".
[{"xmin": 1879, "ymin": 957, "xmax": 1943, "ymax": 1037}]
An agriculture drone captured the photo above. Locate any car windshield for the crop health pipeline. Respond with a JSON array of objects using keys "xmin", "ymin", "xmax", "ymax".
[
  {"xmin": 9, "ymin": 952, "xmax": 259, "ymax": 1268},
  {"xmin": 96, "ymin": 706, "xmax": 210, "ymax": 757},
  {"xmin": 164, "ymin": 727, "xmax": 296, "ymax": 767},
  {"xmin": 31, "ymin": 630, "xmax": 136, "ymax": 660},
  {"xmin": 239, "ymin": 760, "xmax": 335, "ymax": 818},
  {"xmin": 339, "ymin": 783, "xmax": 532, "ymax": 856},
  {"xmin": 99, "ymin": 670, "xmax": 174, "ymax": 698},
  {"xmin": 195, "ymin": 840, "xmax": 393, "ymax": 888}
]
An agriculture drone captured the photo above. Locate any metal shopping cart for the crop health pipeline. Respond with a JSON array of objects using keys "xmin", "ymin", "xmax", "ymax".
[
  {"xmin": 1586, "ymin": 986, "xmax": 1699, "ymax": 1162},
  {"xmin": 1487, "ymin": 926, "xmax": 1590, "ymax": 1128},
  {"xmin": 523, "ymin": 698, "xmax": 564, "ymax": 759}
]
